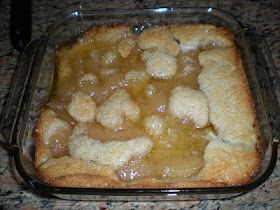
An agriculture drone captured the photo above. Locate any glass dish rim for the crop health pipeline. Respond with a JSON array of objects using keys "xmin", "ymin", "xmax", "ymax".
[{"xmin": 6, "ymin": 7, "xmax": 279, "ymax": 197}]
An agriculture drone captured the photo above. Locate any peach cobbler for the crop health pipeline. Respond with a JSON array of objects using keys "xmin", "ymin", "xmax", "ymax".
[{"xmin": 35, "ymin": 24, "xmax": 260, "ymax": 187}]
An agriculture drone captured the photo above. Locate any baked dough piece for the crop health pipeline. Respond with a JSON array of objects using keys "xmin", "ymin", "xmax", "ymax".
[
  {"xmin": 198, "ymin": 140, "xmax": 259, "ymax": 185},
  {"xmin": 79, "ymin": 73, "xmax": 98, "ymax": 85},
  {"xmin": 198, "ymin": 47, "xmax": 257, "ymax": 147},
  {"xmin": 168, "ymin": 86, "xmax": 209, "ymax": 127},
  {"xmin": 118, "ymin": 38, "xmax": 136, "ymax": 58},
  {"xmin": 143, "ymin": 114, "xmax": 165, "ymax": 136},
  {"xmin": 125, "ymin": 70, "xmax": 149, "ymax": 83},
  {"xmin": 68, "ymin": 92, "xmax": 96, "ymax": 123},
  {"xmin": 38, "ymin": 156, "xmax": 121, "ymax": 187},
  {"xmin": 83, "ymin": 25, "xmax": 133, "ymax": 43},
  {"xmin": 95, "ymin": 89, "xmax": 140, "ymax": 130},
  {"xmin": 197, "ymin": 47, "xmax": 260, "ymax": 184},
  {"xmin": 35, "ymin": 109, "xmax": 71, "ymax": 167},
  {"xmin": 68, "ymin": 124, "xmax": 153, "ymax": 169},
  {"xmin": 142, "ymin": 49, "xmax": 177, "ymax": 79},
  {"xmin": 170, "ymin": 24, "xmax": 234, "ymax": 52},
  {"xmin": 138, "ymin": 26, "xmax": 180, "ymax": 56}
]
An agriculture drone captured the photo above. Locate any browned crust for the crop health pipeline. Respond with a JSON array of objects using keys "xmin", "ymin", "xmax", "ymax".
[
  {"xmin": 38, "ymin": 156, "xmax": 121, "ymax": 187},
  {"xmin": 45, "ymin": 174, "xmax": 120, "ymax": 188},
  {"xmin": 38, "ymin": 156, "xmax": 225, "ymax": 188},
  {"xmin": 198, "ymin": 141, "xmax": 261, "ymax": 185}
]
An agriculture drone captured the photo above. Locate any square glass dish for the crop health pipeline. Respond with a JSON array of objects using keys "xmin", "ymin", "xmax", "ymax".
[{"xmin": 0, "ymin": 7, "xmax": 279, "ymax": 200}]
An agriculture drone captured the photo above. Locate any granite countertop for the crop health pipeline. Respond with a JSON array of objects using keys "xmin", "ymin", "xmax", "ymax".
[{"xmin": 0, "ymin": 0, "xmax": 279, "ymax": 209}]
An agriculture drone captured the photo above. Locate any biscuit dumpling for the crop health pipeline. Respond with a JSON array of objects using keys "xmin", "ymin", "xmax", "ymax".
[
  {"xmin": 39, "ymin": 110, "xmax": 71, "ymax": 145},
  {"xmin": 169, "ymin": 86, "xmax": 209, "ymax": 127},
  {"xmin": 170, "ymin": 24, "xmax": 234, "ymax": 52},
  {"xmin": 95, "ymin": 89, "xmax": 140, "ymax": 130},
  {"xmin": 143, "ymin": 114, "xmax": 166, "ymax": 136},
  {"xmin": 138, "ymin": 26, "xmax": 180, "ymax": 56},
  {"xmin": 118, "ymin": 38, "xmax": 136, "ymax": 58},
  {"xmin": 142, "ymin": 49, "xmax": 177, "ymax": 79},
  {"xmin": 198, "ymin": 47, "xmax": 257, "ymax": 146},
  {"xmin": 79, "ymin": 73, "xmax": 98, "ymax": 85},
  {"xmin": 35, "ymin": 109, "xmax": 71, "ymax": 166},
  {"xmin": 68, "ymin": 125, "xmax": 153, "ymax": 169},
  {"xmin": 68, "ymin": 92, "xmax": 96, "ymax": 123}
]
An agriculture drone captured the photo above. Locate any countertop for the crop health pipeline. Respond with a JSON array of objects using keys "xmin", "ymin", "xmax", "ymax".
[{"xmin": 0, "ymin": 0, "xmax": 279, "ymax": 209}]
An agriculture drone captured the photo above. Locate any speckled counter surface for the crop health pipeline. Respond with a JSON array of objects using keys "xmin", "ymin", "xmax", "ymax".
[{"xmin": 0, "ymin": 0, "xmax": 279, "ymax": 209}]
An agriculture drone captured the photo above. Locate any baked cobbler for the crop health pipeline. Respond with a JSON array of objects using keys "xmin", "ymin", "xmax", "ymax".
[{"xmin": 35, "ymin": 24, "xmax": 260, "ymax": 187}]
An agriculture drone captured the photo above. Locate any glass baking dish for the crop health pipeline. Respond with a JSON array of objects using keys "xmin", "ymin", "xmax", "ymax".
[{"xmin": 0, "ymin": 7, "xmax": 279, "ymax": 201}]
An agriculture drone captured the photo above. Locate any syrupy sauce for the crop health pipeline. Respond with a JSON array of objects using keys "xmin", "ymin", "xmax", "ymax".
[{"xmin": 46, "ymin": 26, "xmax": 213, "ymax": 182}]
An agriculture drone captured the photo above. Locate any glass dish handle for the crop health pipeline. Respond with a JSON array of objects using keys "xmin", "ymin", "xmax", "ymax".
[
  {"xmin": 247, "ymin": 32, "xmax": 280, "ymax": 145},
  {"xmin": 0, "ymin": 39, "xmax": 40, "ymax": 146}
]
